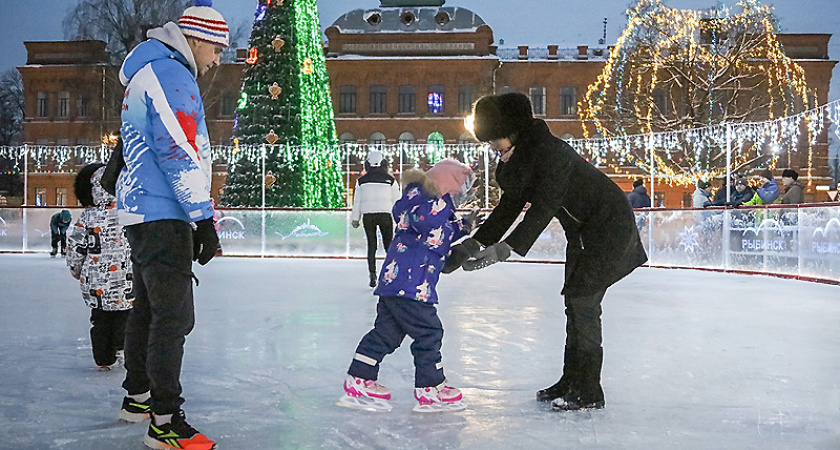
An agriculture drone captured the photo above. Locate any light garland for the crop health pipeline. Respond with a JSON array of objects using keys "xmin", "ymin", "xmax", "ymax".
[{"xmin": 3, "ymin": 105, "xmax": 837, "ymax": 188}]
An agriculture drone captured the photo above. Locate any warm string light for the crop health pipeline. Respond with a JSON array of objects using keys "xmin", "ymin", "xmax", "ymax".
[{"xmin": 579, "ymin": 0, "xmax": 815, "ymax": 183}]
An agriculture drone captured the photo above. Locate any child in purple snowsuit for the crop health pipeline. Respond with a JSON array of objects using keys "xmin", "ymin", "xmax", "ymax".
[{"xmin": 340, "ymin": 159, "xmax": 476, "ymax": 412}]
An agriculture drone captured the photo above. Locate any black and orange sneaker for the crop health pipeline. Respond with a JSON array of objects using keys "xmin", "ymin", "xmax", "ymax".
[
  {"xmin": 144, "ymin": 410, "xmax": 216, "ymax": 450},
  {"xmin": 119, "ymin": 395, "xmax": 151, "ymax": 422}
]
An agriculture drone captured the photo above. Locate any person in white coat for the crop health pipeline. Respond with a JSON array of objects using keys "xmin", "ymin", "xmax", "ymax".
[{"xmin": 351, "ymin": 150, "xmax": 401, "ymax": 287}]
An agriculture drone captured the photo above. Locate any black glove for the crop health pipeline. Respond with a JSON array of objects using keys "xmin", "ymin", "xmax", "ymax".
[
  {"xmin": 351, "ymin": 220, "xmax": 360, "ymax": 228},
  {"xmin": 192, "ymin": 218, "xmax": 220, "ymax": 265},
  {"xmin": 442, "ymin": 238, "xmax": 481, "ymax": 274},
  {"xmin": 463, "ymin": 242, "xmax": 512, "ymax": 271}
]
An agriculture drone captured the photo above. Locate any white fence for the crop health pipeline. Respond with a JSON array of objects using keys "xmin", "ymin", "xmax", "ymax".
[{"xmin": 2, "ymin": 204, "xmax": 839, "ymax": 284}]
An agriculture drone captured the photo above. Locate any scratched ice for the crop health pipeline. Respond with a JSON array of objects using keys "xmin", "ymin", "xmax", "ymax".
[{"xmin": 1, "ymin": 254, "xmax": 839, "ymax": 449}]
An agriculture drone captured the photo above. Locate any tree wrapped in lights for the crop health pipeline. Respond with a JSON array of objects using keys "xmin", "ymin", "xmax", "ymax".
[
  {"xmin": 579, "ymin": 0, "xmax": 814, "ymax": 183},
  {"xmin": 223, "ymin": 0, "xmax": 343, "ymax": 207}
]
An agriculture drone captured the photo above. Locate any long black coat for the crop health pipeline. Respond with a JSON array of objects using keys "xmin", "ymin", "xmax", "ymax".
[{"xmin": 473, "ymin": 120, "xmax": 648, "ymax": 297}]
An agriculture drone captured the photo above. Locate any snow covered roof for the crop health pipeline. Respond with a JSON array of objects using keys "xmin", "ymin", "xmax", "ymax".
[
  {"xmin": 329, "ymin": 6, "xmax": 486, "ymax": 34},
  {"xmin": 495, "ymin": 47, "xmax": 610, "ymax": 61}
]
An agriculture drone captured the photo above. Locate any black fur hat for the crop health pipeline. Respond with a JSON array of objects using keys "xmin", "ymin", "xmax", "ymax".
[
  {"xmin": 471, "ymin": 92, "xmax": 534, "ymax": 142},
  {"xmin": 74, "ymin": 163, "xmax": 105, "ymax": 207}
]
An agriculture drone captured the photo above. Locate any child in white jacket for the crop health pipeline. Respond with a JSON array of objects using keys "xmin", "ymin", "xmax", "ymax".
[{"xmin": 67, "ymin": 163, "xmax": 134, "ymax": 370}]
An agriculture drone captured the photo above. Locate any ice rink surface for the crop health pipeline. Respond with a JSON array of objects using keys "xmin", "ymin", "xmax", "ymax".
[{"xmin": 1, "ymin": 253, "xmax": 839, "ymax": 449}]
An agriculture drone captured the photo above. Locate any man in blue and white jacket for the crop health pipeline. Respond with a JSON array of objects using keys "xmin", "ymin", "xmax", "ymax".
[{"xmin": 115, "ymin": 1, "xmax": 226, "ymax": 448}]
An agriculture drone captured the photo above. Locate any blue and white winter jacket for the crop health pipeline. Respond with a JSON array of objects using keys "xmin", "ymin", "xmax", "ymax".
[
  {"xmin": 117, "ymin": 22, "xmax": 214, "ymax": 225},
  {"xmin": 374, "ymin": 170, "xmax": 470, "ymax": 304}
]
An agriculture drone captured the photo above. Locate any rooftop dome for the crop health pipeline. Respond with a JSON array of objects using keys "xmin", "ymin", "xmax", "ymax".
[{"xmin": 330, "ymin": 5, "xmax": 487, "ymax": 34}]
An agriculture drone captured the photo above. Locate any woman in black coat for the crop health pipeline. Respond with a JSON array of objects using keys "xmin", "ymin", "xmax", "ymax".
[{"xmin": 447, "ymin": 92, "xmax": 648, "ymax": 411}]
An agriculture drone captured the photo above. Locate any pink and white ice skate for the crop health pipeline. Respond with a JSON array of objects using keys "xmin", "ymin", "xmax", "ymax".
[
  {"xmin": 413, "ymin": 382, "xmax": 466, "ymax": 413},
  {"xmin": 336, "ymin": 375, "xmax": 393, "ymax": 412}
]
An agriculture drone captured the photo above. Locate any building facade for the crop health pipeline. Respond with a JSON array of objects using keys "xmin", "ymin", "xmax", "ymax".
[{"xmin": 15, "ymin": 0, "xmax": 837, "ymax": 207}]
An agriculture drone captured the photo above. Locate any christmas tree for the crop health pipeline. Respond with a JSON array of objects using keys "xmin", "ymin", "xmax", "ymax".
[{"xmin": 222, "ymin": 0, "xmax": 343, "ymax": 207}]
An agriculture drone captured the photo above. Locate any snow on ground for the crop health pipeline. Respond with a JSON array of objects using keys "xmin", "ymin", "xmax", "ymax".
[{"xmin": 1, "ymin": 253, "xmax": 839, "ymax": 449}]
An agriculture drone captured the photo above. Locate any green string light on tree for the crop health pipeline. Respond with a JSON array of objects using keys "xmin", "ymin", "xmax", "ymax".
[{"xmin": 223, "ymin": 0, "xmax": 343, "ymax": 207}]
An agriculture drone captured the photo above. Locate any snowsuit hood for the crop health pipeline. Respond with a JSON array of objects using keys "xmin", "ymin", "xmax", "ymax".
[
  {"xmin": 120, "ymin": 22, "xmax": 197, "ymax": 85},
  {"xmin": 90, "ymin": 167, "xmax": 114, "ymax": 207}
]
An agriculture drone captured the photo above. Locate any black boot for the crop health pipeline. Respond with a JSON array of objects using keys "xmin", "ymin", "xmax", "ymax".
[
  {"xmin": 551, "ymin": 348, "xmax": 604, "ymax": 411},
  {"xmin": 369, "ymin": 272, "xmax": 377, "ymax": 288},
  {"xmin": 537, "ymin": 346, "xmax": 577, "ymax": 402}
]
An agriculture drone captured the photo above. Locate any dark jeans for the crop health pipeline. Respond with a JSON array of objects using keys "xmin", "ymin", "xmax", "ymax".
[
  {"xmin": 51, "ymin": 232, "xmax": 66, "ymax": 252},
  {"xmin": 363, "ymin": 213, "xmax": 393, "ymax": 275},
  {"xmin": 90, "ymin": 308, "xmax": 130, "ymax": 366},
  {"xmin": 349, "ymin": 296, "xmax": 445, "ymax": 388},
  {"xmin": 122, "ymin": 220, "xmax": 195, "ymax": 415}
]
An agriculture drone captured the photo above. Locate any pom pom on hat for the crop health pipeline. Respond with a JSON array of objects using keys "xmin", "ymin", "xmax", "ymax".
[
  {"xmin": 179, "ymin": 0, "xmax": 229, "ymax": 48},
  {"xmin": 425, "ymin": 159, "xmax": 474, "ymax": 197}
]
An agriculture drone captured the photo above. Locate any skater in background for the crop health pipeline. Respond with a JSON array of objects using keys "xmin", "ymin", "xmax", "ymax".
[
  {"xmin": 49, "ymin": 209, "xmax": 72, "ymax": 257},
  {"xmin": 446, "ymin": 92, "xmax": 647, "ymax": 411},
  {"xmin": 66, "ymin": 163, "xmax": 133, "ymax": 371},
  {"xmin": 340, "ymin": 159, "xmax": 477, "ymax": 412},
  {"xmin": 114, "ymin": 1, "xmax": 225, "ymax": 448},
  {"xmin": 350, "ymin": 150, "xmax": 401, "ymax": 287}
]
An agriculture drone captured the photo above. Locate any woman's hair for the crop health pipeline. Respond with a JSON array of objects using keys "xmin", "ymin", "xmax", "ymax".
[
  {"xmin": 74, "ymin": 163, "xmax": 106, "ymax": 207},
  {"xmin": 471, "ymin": 92, "xmax": 534, "ymax": 142}
]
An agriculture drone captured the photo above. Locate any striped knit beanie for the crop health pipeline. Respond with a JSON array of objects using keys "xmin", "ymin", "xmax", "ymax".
[{"xmin": 178, "ymin": 0, "xmax": 229, "ymax": 48}]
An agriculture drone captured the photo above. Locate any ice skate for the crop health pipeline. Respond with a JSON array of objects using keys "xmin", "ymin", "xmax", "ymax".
[
  {"xmin": 49, "ymin": 249, "xmax": 57, "ymax": 258},
  {"xmin": 550, "ymin": 385, "xmax": 605, "ymax": 412},
  {"xmin": 412, "ymin": 382, "xmax": 466, "ymax": 413},
  {"xmin": 119, "ymin": 394, "xmax": 151, "ymax": 422},
  {"xmin": 368, "ymin": 272, "xmax": 377, "ymax": 288},
  {"xmin": 336, "ymin": 375, "xmax": 392, "ymax": 412}
]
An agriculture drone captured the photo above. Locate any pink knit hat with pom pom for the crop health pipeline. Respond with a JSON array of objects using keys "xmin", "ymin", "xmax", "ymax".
[{"xmin": 425, "ymin": 159, "xmax": 474, "ymax": 197}]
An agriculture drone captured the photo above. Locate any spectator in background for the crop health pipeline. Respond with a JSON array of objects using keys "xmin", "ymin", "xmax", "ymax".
[
  {"xmin": 712, "ymin": 174, "xmax": 739, "ymax": 205},
  {"xmin": 350, "ymin": 150, "xmax": 401, "ymax": 288},
  {"xmin": 730, "ymin": 177, "xmax": 755, "ymax": 206},
  {"xmin": 49, "ymin": 209, "xmax": 72, "ymax": 257},
  {"xmin": 706, "ymin": 175, "xmax": 753, "ymax": 207},
  {"xmin": 692, "ymin": 180, "xmax": 713, "ymax": 207},
  {"xmin": 627, "ymin": 179, "xmax": 651, "ymax": 208},
  {"xmin": 743, "ymin": 169, "xmax": 780, "ymax": 206},
  {"xmin": 780, "ymin": 169, "xmax": 805, "ymax": 204}
]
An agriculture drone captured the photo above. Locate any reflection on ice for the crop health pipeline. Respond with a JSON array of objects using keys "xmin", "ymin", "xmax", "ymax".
[{"xmin": 1, "ymin": 254, "xmax": 839, "ymax": 449}]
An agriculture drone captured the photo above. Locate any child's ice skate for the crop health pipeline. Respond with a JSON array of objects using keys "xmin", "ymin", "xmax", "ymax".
[
  {"xmin": 336, "ymin": 375, "xmax": 393, "ymax": 412},
  {"xmin": 413, "ymin": 381, "xmax": 466, "ymax": 413}
]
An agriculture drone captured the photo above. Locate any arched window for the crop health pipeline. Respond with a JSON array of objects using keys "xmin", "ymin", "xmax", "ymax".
[
  {"xmin": 339, "ymin": 132, "xmax": 355, "ymax": 144},
  {"xmin": 398, "ymin": 132, "xmax": 415, "ymax": 144},
  {"xmin": 458, "ymin": 133, "xmax": 475, "ymax": 145},
  {"xmin": 427, "ymin": 132, "xmax": 444, "ymax": 146},
  {"xmin": 369, "ymin": 132, "xmax": 386, "ymax": 146}
]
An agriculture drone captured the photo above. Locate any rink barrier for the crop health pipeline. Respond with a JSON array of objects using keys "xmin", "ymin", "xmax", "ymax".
[{"xmin": 2, "ymin": 203, "xmax": 839, "ymax": 285}]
